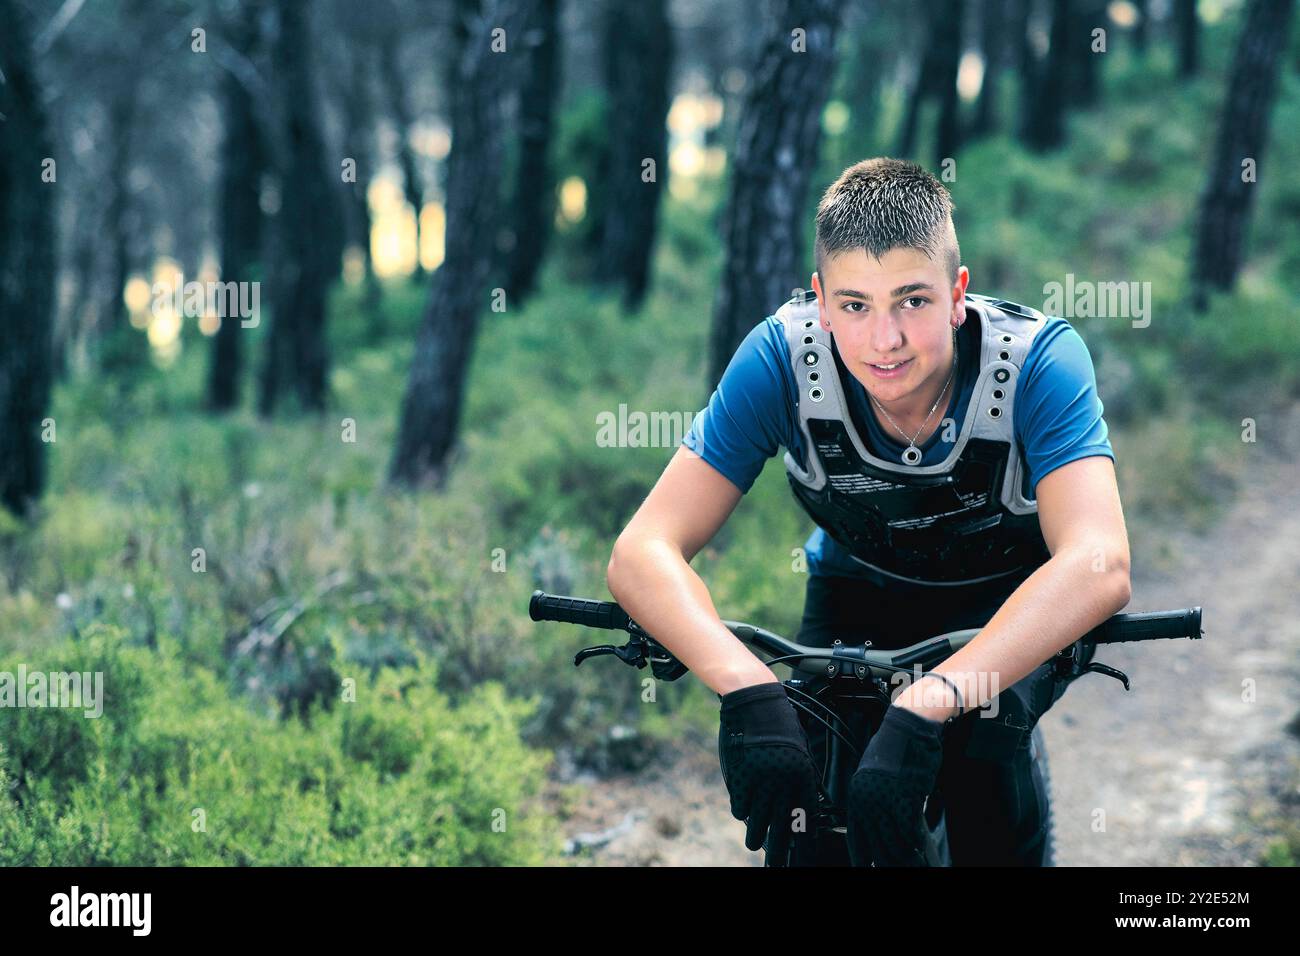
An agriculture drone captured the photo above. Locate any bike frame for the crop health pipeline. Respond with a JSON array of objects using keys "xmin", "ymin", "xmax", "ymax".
[
  {"xmin": 527, "ymin": 591, "xmax": 1202, "ymax": 868},
  {"xmin": 747, "ymin": 625, "xmax": 987, "ymax": 867}
]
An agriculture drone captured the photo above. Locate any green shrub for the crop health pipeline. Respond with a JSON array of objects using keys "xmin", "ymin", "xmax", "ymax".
[{"xmin": 0, "ymin": 626, "xmax": 559, "ymax": 865}]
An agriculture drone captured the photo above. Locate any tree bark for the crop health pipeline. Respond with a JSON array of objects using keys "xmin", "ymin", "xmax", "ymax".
[
  {"xmin": 591, "ymin": 0, "xmax": 674, "ymax": 311},
  {"xmin": 1190, "ymin": 0, "xmax": 1296, "ymax": 306},
  {"xmin": 95, "ymin": 80, "xmax": 148, "ymax": 377},
  {"xmin": 895, "ymin": 16, "xmax": 936, "ymax": 158},
  {"xmin": 0, "ymin": 0, "xmax": 57, "ymax": 518},
  {"xmin": 933, "ymin": 0, "xmax": 965, "ymax": 166},
  {"xmin": 258, "ymin": 0, "xmax": 345, "ymax": 416},
  {"xmin": 378, "ymin": 32, "xmax": 426, "ymax": 280},
  {"xmin": 708, "ymin": 0, "xmax": 842, "ymax": 392},
  {"xmin": 1023, "ymin": 0, "xmax": 1069, "ymax": 152},
  {"xmin": 208, "ymin": 0, "xmax": 267, "ymax": 412},
  {"xmin": 388, "ymin": 0, "xmax": 538, "ymax": 488},
  {"xmin": 338, "ymin": 40, "xmax": 382, "ymax": 332},
  {"xmin": 503, "ymin": 0, "xmax": 561, "ymax": 308},
  {"xmin": 971, "ymin": 0, "xmax": 1007, "ymax": 140},
  {"xmin": 1013, "ymin": 0, "xmax": 1035, "ymax": 142},
  {"xmin": 1071, "ymin": 0, "xmax": 1105, "ymax": 109},
  {"xmin": 1132, "ymin": 0, "xmax": 1149, "ymax": 54},
  {"xmin": 1176, "ymin": 0, "xmax": 1199, "ymax": 77}
]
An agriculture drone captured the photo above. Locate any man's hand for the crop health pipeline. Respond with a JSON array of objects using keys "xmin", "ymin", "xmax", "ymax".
[
  {"xmin": 847, "ymin": 705, "xmax": 946, "ymax": 867},
  {"xmin": 717, "ymin": 682, "xmax": 820, "ymax": 859}
]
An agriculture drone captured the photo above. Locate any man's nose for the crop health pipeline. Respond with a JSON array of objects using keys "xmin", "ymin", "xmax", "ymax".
[{"xmin": 869, "ymin": 315, "xmax": 904, "ymax": 353}]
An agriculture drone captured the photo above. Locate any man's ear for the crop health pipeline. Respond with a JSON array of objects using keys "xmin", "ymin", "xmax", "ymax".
[
  {"xmin": 811, "ymin": 272, "xmax": 832, "ymax": 330},
  {"xmin": 952, "ymin": 266, "xmax": 970, "ymax": 323}
]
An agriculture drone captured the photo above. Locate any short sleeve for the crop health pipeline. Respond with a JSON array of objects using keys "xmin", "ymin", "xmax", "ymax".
[
  {"xmin": 1014, "ymin": 317, "xmax": 1115, "ymax": 496},
  {"xmin": 681, "ymin": 318, "xmax": 795, "ymax": 494}
]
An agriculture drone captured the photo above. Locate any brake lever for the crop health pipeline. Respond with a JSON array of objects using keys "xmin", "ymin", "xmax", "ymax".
[
  {"xmin": 1083, "ymin": 661, "xmax": 1130, "ymax": 690},
  {"xmin": 573, "ymin": 623, "xmax": 689, "ymax": 680},
  {"xmin": 574, "ymin": 640, "xmax": 649, "ymax": 669},
  {"xmin": 647, "ymin": 644, "xmax": 689, "ymax": 681},
  {"xmin": 1051, "ymin": 642, "xmax": 1130, "ymax": 690}
]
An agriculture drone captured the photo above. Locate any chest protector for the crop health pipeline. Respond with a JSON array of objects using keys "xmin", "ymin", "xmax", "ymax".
[{"xmin": 780, "ymin": 290, "xmax": 1052, "ymax": 588}]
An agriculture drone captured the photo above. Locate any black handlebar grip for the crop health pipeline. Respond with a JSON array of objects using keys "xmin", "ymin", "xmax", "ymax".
[
  {"xmin": 1093, "ymin": 607, "xmax": 1202, "ymax": 644},
  {"xmin": 529, "ymin": 590, "xmax": 631, "ymax": 632}
]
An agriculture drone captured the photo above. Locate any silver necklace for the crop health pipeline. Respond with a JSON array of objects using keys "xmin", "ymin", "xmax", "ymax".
[{"xmin": 869, "ymin": 327, "xmax": 958, "ymax": 466}]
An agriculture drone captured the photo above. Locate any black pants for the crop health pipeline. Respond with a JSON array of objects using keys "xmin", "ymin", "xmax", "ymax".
[{"xmin": 796, "ymin": 573, "xmax": 1069, "ymax": 866}]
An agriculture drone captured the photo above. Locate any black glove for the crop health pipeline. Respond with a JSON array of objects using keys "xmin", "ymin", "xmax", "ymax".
[
  {"xmin": 717, "ymin": 682, "xmax": 820, "ymax": 858},
  {"xmin": 846, "ymin": 705, "xmax": 946, "ymax": 867}
]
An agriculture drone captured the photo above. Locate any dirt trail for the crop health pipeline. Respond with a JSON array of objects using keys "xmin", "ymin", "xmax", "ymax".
[{"xmin": 546, "ymin": 405, "xmax": 1300, "ymax": 866}]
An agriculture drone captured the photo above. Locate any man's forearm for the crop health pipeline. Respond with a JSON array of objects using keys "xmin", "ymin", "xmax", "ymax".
[
  {"xmin": 606, "ymin": 539, "xmax": 776, "ymax": 696},
  {"xmin": 896, "ymin": 547, "xmax": 1132, "ymax": 721}
]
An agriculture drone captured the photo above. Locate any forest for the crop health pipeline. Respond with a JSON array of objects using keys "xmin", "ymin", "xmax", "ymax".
[{"xmin": 0, "ymin": 0, "xmax": 1297, "ymax": 868}]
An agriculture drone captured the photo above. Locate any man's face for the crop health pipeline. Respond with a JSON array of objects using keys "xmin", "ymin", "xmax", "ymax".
[{"xmin": 810, "ymin": 246, "xmax": 970, "ymax": 411}]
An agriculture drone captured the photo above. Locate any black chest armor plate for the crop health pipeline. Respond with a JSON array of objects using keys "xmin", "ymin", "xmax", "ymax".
[{"xmin": 780, "ymin": 291, "xmax": 1052, "ymax": 588}]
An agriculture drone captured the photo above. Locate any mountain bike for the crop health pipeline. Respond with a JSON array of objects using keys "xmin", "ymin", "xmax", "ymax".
[{"xmin": 528, "ymin": 589, "xmax": 1203, "ymax": 867}]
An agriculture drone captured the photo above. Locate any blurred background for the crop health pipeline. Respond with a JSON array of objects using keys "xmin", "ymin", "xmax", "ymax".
[{"xmin": 0, "ymin": 0, "xmax": 1297, "ymax": 866}]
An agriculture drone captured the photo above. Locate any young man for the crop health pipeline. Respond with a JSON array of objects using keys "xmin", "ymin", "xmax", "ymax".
[{"xmin": 605, "ymin": 158, "xmax": 1131, "ymax": 866}]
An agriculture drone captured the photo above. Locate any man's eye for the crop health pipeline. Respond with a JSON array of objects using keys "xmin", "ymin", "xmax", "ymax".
[
  {"xmin": 902, "ymin": 296, "xmax": 929, "ymax": 309},
  {"xmin": 842, "ymin": 301, "xmax": 865, "ymax": 313}
]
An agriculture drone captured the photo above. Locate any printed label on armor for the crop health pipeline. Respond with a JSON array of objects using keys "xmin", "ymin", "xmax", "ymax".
[
  {"xmin": 885, "ymin": 494, "xmax": 988, "ymax": 529},
  {"xmin": 814, "ymin": 440, "xmax": 849, "ymax": 463},
  {"xmin": 827, "ymin": 473, "xmax": 909, "ymax": 494}
]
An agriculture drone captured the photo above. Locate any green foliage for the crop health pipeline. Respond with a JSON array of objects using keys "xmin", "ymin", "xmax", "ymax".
[
  {"xmin": 4, "ymin": 10, "xmax": 1298, "ymax": 865},
  {"xmin": 0, "ymin": 625, "xmax": 558, "ymax": 865},
  {"xmin": 549, "ymin": 88, "xmax": 613, "ymax": 280}
]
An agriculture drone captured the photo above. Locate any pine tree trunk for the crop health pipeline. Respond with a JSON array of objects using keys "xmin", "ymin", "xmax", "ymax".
[
  {"xmin": 378, "ymin": 35, "xmax": 425, "ymax": 280},
  {"xmin": 1176, "ymin": 0, "xmax": 1199, "ymax": 77},
  {"xmin": 504, "ymin": 0, "xmax": 561, "ymax": 307},
  {"xmin": 1072, "ymin": 0, "xmax": 1105, "ymax": 108},
  {"xmin": 1024, "ymin": 0, "xmax": 1069, "ymax": 152},
  {"xmin": 1190, "ymin": 0, "xmax": 1295, "ymax": 306},
  {"xmin": 1013, "ymin": 0, "xmax": 1035, "ymax": 142},
  {"xmin": 971, "ymin": 0, "xmax": 1007, "ymax": 140},
  {"xmin": 933, "ymin": 0, "xmax": 965, "ymax": 166},
  {"xmin": 258, "ymin": 0, "xmax": 344, "ymax": 416},
  {"xmin": 1133, "ymin": 0, "xmax": 1149, "ymax": 54},
  {"xmin": 388, "ymin": 0, "xmax": 538, "ymax": 488},
  {"xmin": 708, "ymin": 0, "xmax": 843, "ymax": 391},
  {"xmin": 208, "ymin": 1, "xmax": 266, "ymax": 412},
  {"xmin": 339, "ymin": 43, "xmax": 381, "ymax": 333},
  {"xmin": 97, "ymin": 83, "xmax": 148, "ymax": 377},
  {"xmin": 0, "ymin": 0, "xmax": 56, "ymax": 518},
  {"xmin": 592, "ymin": 0, "xmax": 674, "ymax": 310}
]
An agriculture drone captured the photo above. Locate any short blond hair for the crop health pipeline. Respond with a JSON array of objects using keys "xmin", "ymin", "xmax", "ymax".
[{"xmin": 814, "ymin": 157, "xmax": 961, "ymax": 284}]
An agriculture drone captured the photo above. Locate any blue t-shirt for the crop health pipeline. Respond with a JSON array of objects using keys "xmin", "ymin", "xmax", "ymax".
[{"xmin": 681, "ymin": 302, "xmax": 1115, "ymax": 578}]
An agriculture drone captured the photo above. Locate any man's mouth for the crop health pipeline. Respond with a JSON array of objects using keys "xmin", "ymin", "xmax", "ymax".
[{"xmin": 867, "ymin": 358, "xmax": 913, "ymax": 377}]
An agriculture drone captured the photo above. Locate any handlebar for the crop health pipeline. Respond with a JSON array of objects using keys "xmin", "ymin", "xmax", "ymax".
[{"xmin": 529, "ymin": 589, "xmax": 1203, "ymax": 684}]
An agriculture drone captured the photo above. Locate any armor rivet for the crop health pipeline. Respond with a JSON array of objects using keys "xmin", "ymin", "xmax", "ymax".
[{"xmin": 804, "ymin": 352, "xmax": 818, "ymax": 366}]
